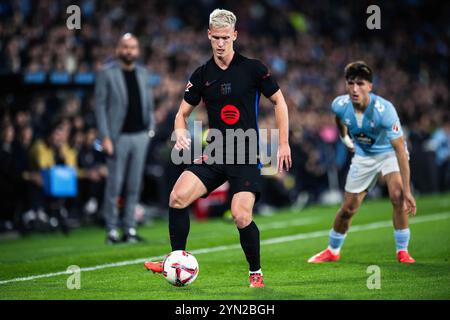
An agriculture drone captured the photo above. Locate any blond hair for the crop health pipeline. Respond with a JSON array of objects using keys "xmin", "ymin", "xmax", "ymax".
[{"xmin": 209, "ymin": 9, "xmax": 236, "ymax": 29}]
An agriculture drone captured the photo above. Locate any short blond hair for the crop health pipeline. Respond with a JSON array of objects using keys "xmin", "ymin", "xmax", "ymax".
[{"xmin": 209, "ymin": 9, "xmax": 236, "ymax": 29}]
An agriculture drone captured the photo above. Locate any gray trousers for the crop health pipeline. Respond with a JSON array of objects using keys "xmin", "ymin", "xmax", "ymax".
[{"xmin": 103, "ymin": 131, "xmax": 150, "ymax": 231}]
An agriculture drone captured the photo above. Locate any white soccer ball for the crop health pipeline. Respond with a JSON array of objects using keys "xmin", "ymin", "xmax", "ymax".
[{"xmin": 162, "ymin": 250, "xmax": 199, "ymax": 287}]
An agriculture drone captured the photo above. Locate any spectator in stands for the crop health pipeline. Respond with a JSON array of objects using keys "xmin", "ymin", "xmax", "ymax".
[
  {"xmin": 28, "ymin": 117, "xmax": 78, "ymax": 233},
  {"xmin": 0, "ymin": 122, "xmax": 18, "ymax": 228},
  {"xmin": 428, "ymin": 115, "xmax": 450, "ymax": 191},
  {"xmin": 77, "ymin": 127, "xmax": 107, "ymax": 221}
]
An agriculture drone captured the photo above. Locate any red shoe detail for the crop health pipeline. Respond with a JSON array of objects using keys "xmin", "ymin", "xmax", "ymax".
[
  {"xmin": 144, "ymin": 261, "xmax": 163, "ymax": 273},
  {"xmin": 249, "ymin": 273, "xmax": 265, "ymax": 288},
  {"xmin": 308, "ymin": 248, "xmax": 340, "ymax": 263},
  {"xmin": 397, "ymin": 250, "xmax": 416, "ymax": 264}
]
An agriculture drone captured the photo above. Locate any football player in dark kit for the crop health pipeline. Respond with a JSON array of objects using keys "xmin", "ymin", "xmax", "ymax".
[{"xmin": 145, "ymin": 8, "xmax": 291, "ymax": 288}]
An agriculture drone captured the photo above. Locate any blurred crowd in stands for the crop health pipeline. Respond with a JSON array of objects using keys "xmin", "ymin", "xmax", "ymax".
[{"xmin": 0, "ymin": 0, "xmax": 449, "ymax": 233}]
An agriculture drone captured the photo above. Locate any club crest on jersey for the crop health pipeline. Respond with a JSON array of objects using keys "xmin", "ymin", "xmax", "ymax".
[
  {"xmin": 220, "ymin": 105, "xmax": 240, "ymax": 125},
  {"xmin": 374, "ymin": 99, "xmax": 385, "ymax": 113},
  {"xmin": 220, "ymin": 83, "xmax": 232, "ymax": 95},
  {"xmin": 185, "ymin": 81, "xmax": 193, "ymax": 92}
]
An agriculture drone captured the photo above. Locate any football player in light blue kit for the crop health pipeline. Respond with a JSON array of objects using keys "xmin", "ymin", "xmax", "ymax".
[{"xmin": 308, "ymin": 61, "xmax": 417, "ymax": 264}]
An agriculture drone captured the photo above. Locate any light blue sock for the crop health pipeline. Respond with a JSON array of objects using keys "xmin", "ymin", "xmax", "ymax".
[
  {"xmin": 394, "ymin": 228, "xmax": 410, "ymax": 252},
  {"xmin": 328, "ymin": 229, "xmax": 347, "ymax": 254}
]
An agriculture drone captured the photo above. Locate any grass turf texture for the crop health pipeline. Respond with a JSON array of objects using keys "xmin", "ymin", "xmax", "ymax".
[{"xmin": 0, "ymin": 193, "xmax": 449, "ymax": 300}]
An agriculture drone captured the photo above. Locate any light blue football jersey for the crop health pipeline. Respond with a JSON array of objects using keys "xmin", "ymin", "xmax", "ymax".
[{"xmin": 331, "ymin": 93, "xmax": 403, "ymax": 156}]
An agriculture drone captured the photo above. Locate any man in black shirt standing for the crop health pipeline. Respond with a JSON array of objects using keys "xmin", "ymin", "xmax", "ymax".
[
  {"xmin": 145, "ymin": 9, "xmax": 291, "ymax": 288},
  {"xmin": 95, "ymin": 34, "xmax": 155, "ymax": 244}
]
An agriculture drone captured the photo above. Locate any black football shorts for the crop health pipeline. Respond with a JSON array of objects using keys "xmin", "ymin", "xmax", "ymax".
[{"xmin": 185, "ymin": 163, "xmax": 262, "ymax": 202}]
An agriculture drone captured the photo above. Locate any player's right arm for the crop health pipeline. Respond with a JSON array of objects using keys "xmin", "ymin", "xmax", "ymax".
[
  {"xmin": 176, "ymin": 66, "xmax": 203, "ymax": 150},
  {"xmin": 335, "ymin": 116, "xmax": 355, "ymax": 153},
  {"xmin": 332, "ymin": 96, "xmax": 355, "ymax": 152},
  {"xmin": 173, "ymin": 100, "xmax": 196, "ymax": 150},
  {"xmin": 94, "ymin": 68, "xmax": 114, "ymax": 156}
]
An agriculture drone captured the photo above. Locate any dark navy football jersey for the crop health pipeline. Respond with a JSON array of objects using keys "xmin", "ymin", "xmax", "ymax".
[{"xmin": 184, "ymin": 52, "xmax": 279, "ymax": 164}]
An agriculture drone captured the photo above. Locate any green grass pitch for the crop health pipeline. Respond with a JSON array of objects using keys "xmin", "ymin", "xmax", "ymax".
[{"xmin": 0, "ymin": 193, "xmax": 449, "ymax": 300}]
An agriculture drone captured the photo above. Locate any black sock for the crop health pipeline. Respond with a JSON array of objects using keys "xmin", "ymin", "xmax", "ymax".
[
  {"xmin": 238, "ymin": 221, "xmax": 261, "ymax": 272},
  {"xmin": 168, "ymin": 207, "xmax": 190, "ymax": 251}
]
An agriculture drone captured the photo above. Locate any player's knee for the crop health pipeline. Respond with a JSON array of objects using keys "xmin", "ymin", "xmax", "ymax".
[
  {"xmin": 234, "ymin": 214, "xmax": 252, "ymax": 229},
  {"xmin": 169, "ymin": 190, "xmax": 189, "ymax": 209},
  {"xmin": 389, "ymin": 189, "xmax": 404, "ymax": 208},
  {"xmin": 231, "ymin": 203, "xmax": 252, "ymax": 228},
  {"xmin": 340, "ymin": 205, "xmax": 358, "ymax": 219}
]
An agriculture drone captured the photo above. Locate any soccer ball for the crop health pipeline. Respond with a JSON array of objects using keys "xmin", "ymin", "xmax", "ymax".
[{"xmin": 162, "ymin": 250, "xmax": 199, "ymax": 287}]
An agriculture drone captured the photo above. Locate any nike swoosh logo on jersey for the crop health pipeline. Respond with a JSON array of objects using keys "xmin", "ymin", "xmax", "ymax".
[{"xmin": 205, "ymin": 80, "xmax": 217, "ymax": 87}]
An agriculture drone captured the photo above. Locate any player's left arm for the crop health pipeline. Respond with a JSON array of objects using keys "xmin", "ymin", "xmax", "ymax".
[
  {"xmin": 269, "ymin": 89, "xmax": 292, "ymax": 172},
  {"xmin": 384, "ymin": 102, "xmax": 417, "ymax": 215},
  {"xmin": 391, "ymin": 135, "xmax": 417, "ymax": 216}
]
